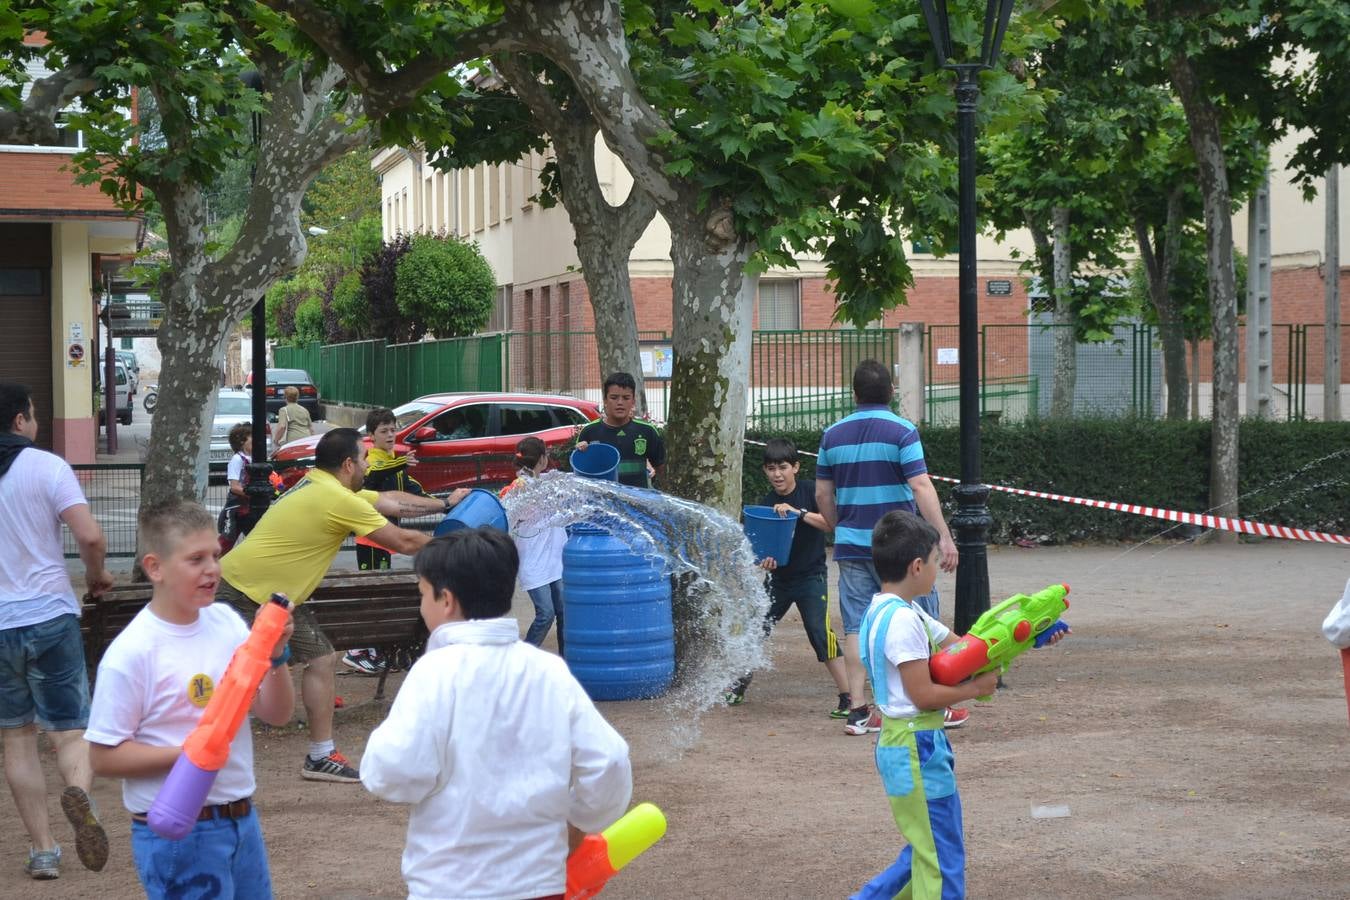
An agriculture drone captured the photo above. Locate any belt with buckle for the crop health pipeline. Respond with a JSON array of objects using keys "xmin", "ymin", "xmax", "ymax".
[{"xmin": 132, "ymin": 797, "xmax": 252, "ymax": 824}]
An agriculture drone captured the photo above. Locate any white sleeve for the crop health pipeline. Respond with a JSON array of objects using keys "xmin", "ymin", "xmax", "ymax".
[
  {"xmin": 360, "ymin": 660, "xmax": 448, "ymax": 804},
  {"xmin": 50, "ymin": 458, "xmax": 88, "ymax": 515},
  {"xmin": 227, "ymin": 454, "xmax": 245, "ymax": 482},
  {"xmin": 84, "ymin": 656, "xmax": 147, "ymax": 747},
  {"xmin": 917, "ymin": 609, "xmax": 952, "ymax": 645},
  {"xmin": 566, "ymin": 683, "xmax": 633, "ymax": 833},
  {"xmin": 883, "ymin": 609, "xmax": 934, "ymax": 667}
]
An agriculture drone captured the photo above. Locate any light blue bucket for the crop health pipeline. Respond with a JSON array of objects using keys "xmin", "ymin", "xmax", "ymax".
[
  {"xmin": 742, "ymin": 505, "xmax": 800, "ymax": 565},
  {"xmin": 434, "ymin": 489, "xmax": 508, "ymax": 536},
  {"xmin": 570, "ymin": 442, "xmax": 620, "ymax": 481}
]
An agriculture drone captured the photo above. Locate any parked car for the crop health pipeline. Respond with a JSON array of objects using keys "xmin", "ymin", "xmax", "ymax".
[
  {"xmin": 115, "ymin": 349, "xmax": 139, "ymax": 394},
  {"xmin": 97, "ymin": 360, "xmax": 133, "ymax": 426},
  {"xmin": 244, "ymin": 368, "xmax": 322, "ymax": 420},
  {"xmin": 270, "ymin": 392, "xmax": 601, "ymax": 493},
  {"xmin": 209, "ymin": 389, "xmax": 268, "ymax": 483}
]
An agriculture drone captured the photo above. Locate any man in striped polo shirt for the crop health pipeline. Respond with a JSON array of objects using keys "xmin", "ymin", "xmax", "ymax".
[{"xmin": 816, "ymin": 360, "xmax": 960, "ymax": 736}]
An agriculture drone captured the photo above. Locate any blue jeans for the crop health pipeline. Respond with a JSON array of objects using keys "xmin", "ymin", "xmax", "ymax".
[
  {"xmin": 837, "ymin": 560, "xmax": 939, "ymax": 634},
  {"xmin": 0, "ymin": 613, "xmax": 90, "ymax": 730},
  {"xmin": 524, "ymin": 580, "xmax": 564, "ymax": 653},
  {"xmin": 131, "ymin": 808, "xmax": 273, "ymax": 899}
]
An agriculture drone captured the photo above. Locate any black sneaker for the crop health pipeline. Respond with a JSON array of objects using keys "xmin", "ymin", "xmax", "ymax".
[
  {"xmin": 302, "ymin": 751, "xmax": 360, "ymax": 783},
  {"xmin": 829, "ymin": 693, "xmax": 852, "ymax": 719}
]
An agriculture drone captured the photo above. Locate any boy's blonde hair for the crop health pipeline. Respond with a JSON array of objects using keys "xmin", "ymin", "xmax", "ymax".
[
  {"xmin": 139, "ymin": 500, "xmax": 217, "ymax": 559},
  {"xmin": 284, "ymin": 386, "xmax": 300, "ymax": 402}
]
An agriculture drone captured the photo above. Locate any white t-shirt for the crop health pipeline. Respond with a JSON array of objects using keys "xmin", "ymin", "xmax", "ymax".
[
  {"xmin": 226, "ymin": 451, "xmax": 250, "ymax": 484},
  {"xmin": 361, "ymin": 617, "xmax": 632, "ymax": 900},
  {"xmin": 85, "ymin": 603, "xmax": 256, "ymax": 814},
  {"xmin": 0, "ymin": 447, "xmax": 88, "ymax": 629},
  {"xmin": 861, "ymin": 592, "xmax": 953, "ymax": 719},
  {"xmin": 513, "ymin": 518, "xmax": 566, "ymax": 592}
]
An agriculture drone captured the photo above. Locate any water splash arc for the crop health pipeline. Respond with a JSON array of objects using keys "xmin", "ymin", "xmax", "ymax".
[{"xmin": 500, "ymin": 472, "xmax": 772, "ymax": 733}]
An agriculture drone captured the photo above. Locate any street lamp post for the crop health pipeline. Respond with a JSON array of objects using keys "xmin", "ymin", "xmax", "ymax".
[
  {"xmin": 918, "ymin": 0, "xmax": 1015, "ymax": 635},
  {"xmin": 241, "ymin": 70, "xmax": 274, "ymax": 529}
]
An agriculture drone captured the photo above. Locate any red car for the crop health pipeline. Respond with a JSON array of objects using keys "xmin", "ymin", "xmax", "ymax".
[{"xmin": 269, "ymin": 392, "xmax": 600, "ymax": 493}]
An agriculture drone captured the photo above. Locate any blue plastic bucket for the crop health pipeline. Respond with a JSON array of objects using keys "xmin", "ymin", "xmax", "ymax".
[
  {"xmin": 562, "ymin": 524, "xmax": 675, "ymax": 701},
  {"xmin": 742, "ymin": 505, "xmax": 800, "ymax": 565},
  {"xmin": 570, "ymin": 442, "xmax": 620, "ymax": 481},
  {"xmin": 433, "ymin": 489, "xmax": 508, "ymax": 536}
]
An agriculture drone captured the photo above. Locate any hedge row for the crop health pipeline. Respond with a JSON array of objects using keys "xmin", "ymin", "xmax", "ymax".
[{"xmin": 742, "ymin": 418, "xmax": 1350, "ymax": 544}]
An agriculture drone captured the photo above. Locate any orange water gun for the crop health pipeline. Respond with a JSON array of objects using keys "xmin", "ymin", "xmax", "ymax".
[
  {"xmin": 148, "ymin": 593, "xmax": 291, "ymax": 839},
  {"xmin": 565, "ymin": 803, "xmax": 667, "ymax": 899}
]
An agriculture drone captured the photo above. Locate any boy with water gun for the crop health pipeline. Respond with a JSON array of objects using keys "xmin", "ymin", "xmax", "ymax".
[
  {"xmin": 360, "ymin": 528, "xmax": 634, "ymax": 899},
  {"xmin": 85, "ymin": 501, "xmax": 294, "ymax": 898},
  {"xmin": 852, "ymin": 511, "xmax": 1068, "ymax": 900}
]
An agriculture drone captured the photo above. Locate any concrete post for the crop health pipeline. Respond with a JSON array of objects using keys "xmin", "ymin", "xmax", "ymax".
[{"xmin": 896, "ymin": 322, "xmax": 926, "ymax": 423}]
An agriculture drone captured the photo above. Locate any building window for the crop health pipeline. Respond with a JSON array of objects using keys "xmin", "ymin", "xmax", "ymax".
[
  {"xmin": 504, "ymin": 163, "xmax": 514, "ymax": 220},
  {"xmin": 401, "ymin": 189, "xmax": 409, "ymax": 233},
  {"xmin": 474, "ymin": 164, "xmax": 486, "ymax": 232},
  {"xmin": 423, "ymin": 178, "xmax": 432, "ymax": 232},
  {"xmin": 488, "ymin": 284, "xmax": 513, "ymax": 333},
  {"xmin": 757, "ymin": 279, "xmax": 801, "ymax": 331},
  {"xmin": 559, "ymin": 281, "xmax": 571, "ymax": 330},
  {"xmin": 489, "ymin": 164, "xmax": 501, "ymax": 226},
  {"xmin": 460, "ymin": 169, "xmax": 471, "ymax": 236},
  {"xmin": 434, "ymin": 172, "xmax": 445, "ymax": 233}
]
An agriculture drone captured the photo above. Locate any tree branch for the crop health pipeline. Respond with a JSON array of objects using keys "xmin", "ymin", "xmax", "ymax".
[
  {"xmin": 262, "ymin": 0, "xmax": 527, "ymax": 117},
  {"xmin": 0, "ymin": 64, "xmax": 96, "ymax": 146},
  {"xmin": 492, "ymin": 53, "xmax": 568, "ymax": 138}
]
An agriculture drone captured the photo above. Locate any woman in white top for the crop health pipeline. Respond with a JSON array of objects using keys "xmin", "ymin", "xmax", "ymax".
[
  {"xmin": 272, "ymin": 386, "xmax": 314, "ymax": 447},
  {"xmin": 499, "ymin": 437, "xmax": 568, "ymax": 653}
]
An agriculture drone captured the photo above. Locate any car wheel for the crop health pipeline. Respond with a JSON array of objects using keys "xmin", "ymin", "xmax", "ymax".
[{"xmin": 119, "ymin": 410, "xmax": 133, "ymax": 426}]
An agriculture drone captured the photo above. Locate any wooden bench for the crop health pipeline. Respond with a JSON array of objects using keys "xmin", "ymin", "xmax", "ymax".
[{"xmin": 81, "ymin": 570, "xmax": 424, "ymax": 701}]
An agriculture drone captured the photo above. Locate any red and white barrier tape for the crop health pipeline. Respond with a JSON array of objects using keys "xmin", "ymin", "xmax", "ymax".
[{"xmin": 928, "ymin": 475, "xmax": 1350, "ymax": 546}]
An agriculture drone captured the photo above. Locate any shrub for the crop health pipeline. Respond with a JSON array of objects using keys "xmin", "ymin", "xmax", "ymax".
[
  {"xmin": 744, "ymin": 418, "xmax": 1350, "ymax": 544},
  {"xmin": 394, "ymin": 234, "xmax": 495, "ymax": 338}
]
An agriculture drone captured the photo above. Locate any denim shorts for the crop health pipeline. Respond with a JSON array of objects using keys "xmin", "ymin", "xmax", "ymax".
[
  {"xmin": 837, "ymin": 560, "xmax": 940, "ymax": 634},
  {"xmin": 131, "ymin": 807, "xmax": 273, "ymax": 899},
  {"xmin": 0, "ymin": 613, "xmax": 91, "ymax": 731}
]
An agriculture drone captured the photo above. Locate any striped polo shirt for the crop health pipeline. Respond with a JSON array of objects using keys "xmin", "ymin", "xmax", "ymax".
[{"xmin": 816, "ymin": 404, "xmax": 928, "ymax": 561}]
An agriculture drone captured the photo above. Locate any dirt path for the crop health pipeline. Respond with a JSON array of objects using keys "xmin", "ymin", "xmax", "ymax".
[{"xmin": 14, "ymin": 541, "xmax": 1349, "ymax": 898}]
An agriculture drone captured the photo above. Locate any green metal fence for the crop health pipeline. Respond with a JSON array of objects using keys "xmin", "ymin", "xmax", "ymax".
[
  {"xmin": 282, "ymin": 323, "xmax": 1348, "ymax": 423},
  {"xmin": 504, "ymin": 331, "xmax": 670, "ymax": 419},
  {"xmin": 749, "ymin": 328, "xmax": 898, "ymax": 429},
  {"xmin": 276, "ymin": 334, "xmax": 506, "ymax": 410}
]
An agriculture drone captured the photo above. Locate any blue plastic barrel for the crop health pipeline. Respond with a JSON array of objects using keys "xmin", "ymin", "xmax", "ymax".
[
  {"xmin": 570, "ymin": 442, "xmax": 620, "ymax": 481},
  {"xmin": 562, "ymin": 525, "xmax": 675, "ymax": 701},
  {"xmin": 433, "ymin": 489, "xmax": 508, "ymax": 536},
  {"xmin": 742, "ymin": 505, "xmax": 799, "ymax": 565}
]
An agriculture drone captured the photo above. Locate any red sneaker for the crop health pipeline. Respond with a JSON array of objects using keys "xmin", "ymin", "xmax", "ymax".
[{"xmin": 943, "ymin": 707, "xmax": 970, "ymax": 729}]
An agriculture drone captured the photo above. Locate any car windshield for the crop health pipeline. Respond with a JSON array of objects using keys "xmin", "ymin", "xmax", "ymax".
[
  {"xmin": 392, "ymin": 401, "xmax": 441, "ymax": 432},
  {"xmin": 216, "ymin": 396, "xmax": 253, "ymax": 416}
]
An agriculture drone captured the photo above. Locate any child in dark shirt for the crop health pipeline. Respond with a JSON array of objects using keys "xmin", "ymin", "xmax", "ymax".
[{"xmin": 726, "ymin": 438, "xmax": 851, "ymax": 717}]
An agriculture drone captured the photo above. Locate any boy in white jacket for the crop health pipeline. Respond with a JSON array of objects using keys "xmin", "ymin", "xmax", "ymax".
[{"xmin": 361, "ymin": 527, "xmax": 632, "ymax": 900}]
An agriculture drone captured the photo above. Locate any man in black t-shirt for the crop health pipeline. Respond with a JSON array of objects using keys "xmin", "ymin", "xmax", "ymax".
[
  {"xmin": 726, "ymin": 438, "xmax": 850, "ymax": 718},
  {"xmin": 575, "ymin": 372, "xmax": 665, "ymax": 489}
]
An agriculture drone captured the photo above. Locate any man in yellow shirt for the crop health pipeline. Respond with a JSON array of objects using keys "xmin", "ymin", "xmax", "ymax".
[{"xmin": 219, "ymin": 428, "xmax": 467, "ymax": 783}]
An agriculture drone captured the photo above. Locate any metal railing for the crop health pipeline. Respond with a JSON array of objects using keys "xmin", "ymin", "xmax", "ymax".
[{"xmin": 66, "ymin": 465, "xmax": 231, "ymax": 559}]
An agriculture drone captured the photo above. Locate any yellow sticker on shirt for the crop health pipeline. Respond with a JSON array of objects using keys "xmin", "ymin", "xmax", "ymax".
[{"xmin": 187, "ymin": 674, "xmax": 215, "ymax": 708}]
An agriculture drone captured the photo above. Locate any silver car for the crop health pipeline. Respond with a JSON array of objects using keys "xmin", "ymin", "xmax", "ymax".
[{"xmin": 209, "ymin": 389, "xmax": 267, "ymax": 480}]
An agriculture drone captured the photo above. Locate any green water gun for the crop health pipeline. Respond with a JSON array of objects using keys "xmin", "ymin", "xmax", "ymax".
[{"xmin": 928, "ymin": 584, "xmax": 1070, "ymax": 691}]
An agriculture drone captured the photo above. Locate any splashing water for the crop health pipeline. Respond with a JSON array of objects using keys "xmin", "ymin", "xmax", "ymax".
[{"xmin": 500, "ymin": 471, "xmax": 772, "ymax": 745}]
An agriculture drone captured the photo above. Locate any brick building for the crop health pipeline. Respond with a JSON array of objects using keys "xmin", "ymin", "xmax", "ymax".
[
  {"xmin": 0, "ymin": 35, "xmax": 141, "ymax": 462},
  {"xmin": 373, "ymin": 131, "xmax": 1347, "ymax": 411}
]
